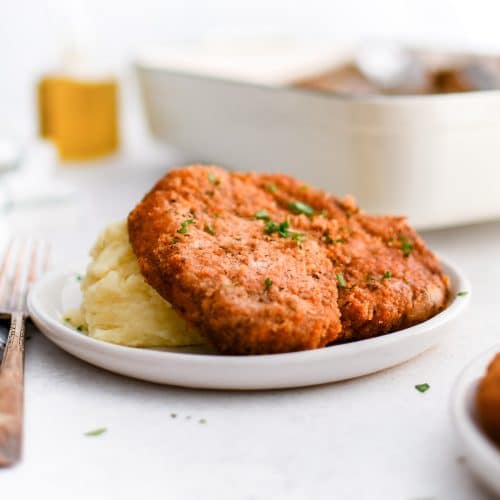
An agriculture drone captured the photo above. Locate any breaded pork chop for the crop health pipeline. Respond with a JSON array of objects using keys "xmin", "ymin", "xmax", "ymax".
[
  {"xmin": 477, "ymin": 353, "xmax": 500, "ymax": 444},
  {"xmin": 128, "ymin": 165, "xmax": 449, "ymax": 354}
]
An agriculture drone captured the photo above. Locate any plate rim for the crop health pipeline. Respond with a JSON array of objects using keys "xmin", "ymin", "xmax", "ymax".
[
  {"xmin": 450, "ymin": 345, "xmax": 500, "ymax": 482},
  {"xmin": 27, "ymin": 256, "xmax": 471, "ymax": 365}
]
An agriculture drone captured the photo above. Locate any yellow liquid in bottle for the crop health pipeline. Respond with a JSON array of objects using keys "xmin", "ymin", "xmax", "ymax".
[{"xmin": 38, "ymin": 76, "xmax": 118, "ymax": 162}]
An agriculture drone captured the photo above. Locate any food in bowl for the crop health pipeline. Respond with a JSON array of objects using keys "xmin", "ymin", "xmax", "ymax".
[
  {"xmin": 295, "ymin": 55, "xmax": 500, "ymax": 96},
  {"xmin": 476, "ymin": 353, "xmax": 500, "ymax": 445},
  {"xmin": 121, "ymin": 164, "xmax": 450, "ymax": 354}
]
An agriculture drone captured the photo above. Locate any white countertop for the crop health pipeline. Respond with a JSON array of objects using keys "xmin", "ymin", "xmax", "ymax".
[{"xmin": 0, "ymin": 158, "xmax": 498, "ymax": 500}]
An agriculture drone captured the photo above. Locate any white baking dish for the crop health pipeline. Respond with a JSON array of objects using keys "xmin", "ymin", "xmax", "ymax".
[{"xmin": 136, "ymin": 43, "xmax": 500, "ymax": 230}]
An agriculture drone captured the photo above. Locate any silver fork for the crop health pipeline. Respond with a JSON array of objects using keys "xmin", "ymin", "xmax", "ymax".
[{"xmin": 0, "ymin": 239, "xmax": 50, "ymax": 467}]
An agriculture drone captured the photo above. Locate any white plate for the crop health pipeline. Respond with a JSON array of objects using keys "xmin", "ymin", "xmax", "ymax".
[
  {"xmin": 451, "ymin": 345, "xmax": 500, "ymax": 495},
  {"xmin": 28, "ymin": 259, "xmax": 470, "ymax": 390}
]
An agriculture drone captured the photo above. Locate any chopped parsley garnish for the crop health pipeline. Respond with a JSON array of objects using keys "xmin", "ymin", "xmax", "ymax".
[
  {"xmin": 263, "ymin": 219, "xmax": 305, "ymax": 244},
  {"xmin": 415, "ymin": 383, "xmax": 430, "ymax": 393},
  {"xmin": 264, "ymin": 278, "xmax": 272, "ymax": 290},
  {"xmin": 76, "ymin": 325, "xmax": 83, "ymax": 332},
  {"xmin": 324, "ymin": 234, "xmax": 345, "ymax": 245},
  {"xmin": 255, "ymin": 209, "xmax": 270, "ymax": 220},
  {"xmin": 264, "ymin": 220, "xmax": 279, "ymax": 234},
  {"xmin": 204, "ymin": 224, "xmax": 216, "ymax": 235},
  {"xmin": 291, "ymin": 232, "xmax": 306, "ymax": 244},
  {"xmin": 288, "ymin": 201, "xmax": 315, "ymax": 216},
  {"xmin": 171, "ymin": 237, "xmax": 180, "ymax": 244},
  {"xmin": 177, "ymin": 218, "xmax": 195, "ymax": 234},
  {"xmin": 336, "ymin": 273, "xmax": 347, "ymax": 288},
  {"xmin": 400, "ymin": 237, "xmax": 414, "ymax": 257},
  {"xmin": 207, "ymin": 172, "xmax": 220, "ymax": 186},
  {"xmin": 383, "ymin": 271, "xmax": 392, "ymax": 280},
  {"xmin": 84, "ymin": 427, "xmax": 107, "ymax": 437},
  {"xmin": 76, "ymin": 274, "xmax": 83, "ymax": 282},
  {"xmin": 457, "ymin": 291, "xmax": 469, "ymax": 297},
  {"xmin": 64, "ymin": 317, "xmax": 71, "ymax": 322},
  {"xmin": 266, "ymin": 183, "xmax": 278, "ymax": 193},
  {"xmin": 278, "ymin": 221, "xmax": 291, "ymax": 238}
]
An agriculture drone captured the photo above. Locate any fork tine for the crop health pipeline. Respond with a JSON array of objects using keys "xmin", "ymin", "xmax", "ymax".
[
  {"xmin": 0, "ymin": 240, "xmax": 15, "ymax": 311},
  {"xmin": 22, "ymin": 241, "xmax": 49, "ymax": 312},
  {"xmin": 41, "ymin": 241, "xmax": 51, "ymax": 274},
  {"xmin": 8, "ymin": 241, "xmax": 29, "ymax": 312}
]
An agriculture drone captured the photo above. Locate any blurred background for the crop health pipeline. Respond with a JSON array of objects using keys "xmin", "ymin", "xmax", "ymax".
[
  {"xmin": 2, "ymin": 0, "xmax": 500, "ymax": 252},
  {"xmin": 3, "ymin": 0, "xmax": 500, "ymax": 147}
]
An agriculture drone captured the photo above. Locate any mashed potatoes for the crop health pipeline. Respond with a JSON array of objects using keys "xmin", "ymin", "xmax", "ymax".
[{"xmin": 66, "ymin": 220, "xmax": 204, "ymax": 347}]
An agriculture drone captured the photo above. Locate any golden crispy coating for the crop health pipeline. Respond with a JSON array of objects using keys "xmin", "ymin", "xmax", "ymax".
[
  {"xmin": 477, "ymin": 353, "xmax": 500, "ymax": 444},
  {"xmin": 128, "ymin": 165, "xmax": 449, "ymax": 355}
]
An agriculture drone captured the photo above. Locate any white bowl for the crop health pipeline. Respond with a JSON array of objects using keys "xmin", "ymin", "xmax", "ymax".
[
  {"xmin": 451, "ymin": 346, "xmax": 500, "ymax": 495},
  {"xmin": 137, "ymin": 43, "xmax": 500, "ymax": 230},
  {"xmin": 28, "ymin": 258, "xmax": 470, "ymax": 390}
]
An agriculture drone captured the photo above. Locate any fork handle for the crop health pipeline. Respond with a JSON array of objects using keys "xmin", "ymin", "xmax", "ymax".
[{"xmin": 0, "ymin": 312, "xmax": 25, "ymax": 466}]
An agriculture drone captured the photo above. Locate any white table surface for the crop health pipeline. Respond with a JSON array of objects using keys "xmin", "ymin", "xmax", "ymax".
[{"xmin": 1, "ymin": 157, "xmax": 498, "ymax": 500}]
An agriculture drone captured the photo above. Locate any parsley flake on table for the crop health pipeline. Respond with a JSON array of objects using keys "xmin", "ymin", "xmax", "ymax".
[
  {"xmin": 415, "ymin": 383, "xmax": 430, "ymax": 393},
  {"xmin": 457, "ymin": 291, "xmax": 469, "ymax": 297},
  {"xmin": 84, "ymin": 427, "xmax": 107, "ymax": 437},
  {"xmin": 288, "ymin": 201, "xmax": 315, "ymax": 216},
  {"xmin": 177, "ymin": 218, "xmax": 195, "ymax": 234}
]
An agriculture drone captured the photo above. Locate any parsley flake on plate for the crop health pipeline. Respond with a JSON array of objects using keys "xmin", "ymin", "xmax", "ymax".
[{"xmin": 457, "ymin": 291, "xmax": 469, "ymax": 297}]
